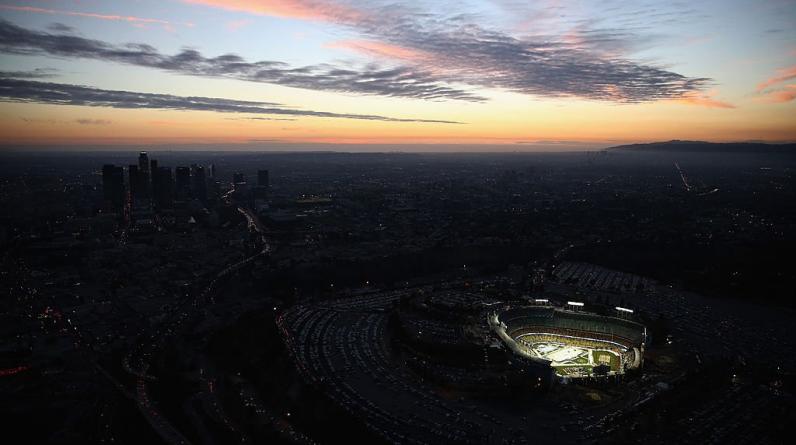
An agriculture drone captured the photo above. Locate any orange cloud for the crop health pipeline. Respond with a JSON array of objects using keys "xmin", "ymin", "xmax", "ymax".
[
  {"xmin": 757, "ymin": 85, "xmax": 796, "ymax": 103},
  {"xmin": 183, "ymin": 0, "xmax": 362, "ymax": 24},
  {"xmin": 673, "ymin": 91, "xmax": 735, "ymax": 109},
  {"xmin": 326, "ymin": 40, "xmax": 431, "ymax": 62},
  {"xmin": 0, "ymin": 5, "xmax": 194, "ymax": 27},
  {"xmin": 756, "ymin": 65, "xmax": 796, "ymax": 92}
]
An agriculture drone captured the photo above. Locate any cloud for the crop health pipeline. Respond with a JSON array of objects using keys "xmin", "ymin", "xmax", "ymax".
[
  {"xmin": 183, "ymin": 0, "xmax": 362, "ymax": 23},
  {"xmin": 0, "ymin": 5, "xmax": 194, "ymax": 28},
  {"xmin": 0, "ymin": 20, "xmax": 482, "ymax": 102},
  {"xmin": 183, "ymin": 1, "xmax": 712, "ymax": 103},
  {"xmin": 757, "ymin": 66, "xmax": 796, "ymax": 92},
  {"xmin": 19, "ymin": 117, "xmax": 113, "ymax": 125},
  {"xmin": 755, "ymin": 66, "xmax": 796, "ymax": 103},
  {"xmin": 0, "ymin": 77, "xmax": 463, "ymax": 124},
  {"xmin": 226, "ymin": 117, "xmax": 298, "ymax": 121},
  {"xmin": 76, "ymin": 118, "xmax": 112, "ymax": 125},
  {"xmin": 0, "ymin": 68, "xmax": 57, "ymax": 79},
  {"xmin": 1, "ymin": 1, "xmax": 714, "ymax": 104},
  {"xmin": 674, "ymin": 91, "xmax": 735, "ymax": 109},
  {"xmin": 247, "ymin": 138, "xmax": 286, "ymax": 143},
  {"xmin": 326, "ymin": 40, "xmax": 432, "ymax": 62},
  {"xmin": 20, "ymin": 117, "xmax": 56, "ymax": 124},
  {"xmin": 757, "ymin": 85, "xmax": 796, "ymax": 103},
  {"xmin": 47, "ymin": 22, "xmax": 75, "ymax": 33},
  {"xmin": 351, "ymin": 10, "xmax": 711, "ymax": 102}
]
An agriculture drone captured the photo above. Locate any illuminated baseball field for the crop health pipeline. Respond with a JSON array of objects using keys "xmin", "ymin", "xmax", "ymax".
[{"xmin": 489, "ymin": 306, "xmax": 645, "ymax": 379}]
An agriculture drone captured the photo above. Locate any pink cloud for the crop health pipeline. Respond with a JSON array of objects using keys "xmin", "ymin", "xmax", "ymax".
[
  {"xmin": 756, "ymin": 65, "xmax": 796, "ymax": 92},
  {"xmin": 326, "ymin": 40, "xmax": 431, "ymax": 62},
  {"xmin": 178, "ymin": 0, "xmax": 713, "ymax": 104},
  {"xmin": 674, "ymin": 91, "xmax": 735, "ymax": 109},
  {"xmin": 757, "ymin": 85, "xmax": 796, "ymax": 103},
  {"xmin": 0, "ymin": 5, "xmax": 194, "ymax": 27},
  {"xmin": 183, "ymin": 0, "xmax": 363, "ymax": 24}
]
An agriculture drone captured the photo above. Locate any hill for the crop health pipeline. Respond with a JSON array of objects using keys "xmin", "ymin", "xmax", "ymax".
[{"xmin": 608, "ymin": 140, "xmax": 796, "ymax": 153}]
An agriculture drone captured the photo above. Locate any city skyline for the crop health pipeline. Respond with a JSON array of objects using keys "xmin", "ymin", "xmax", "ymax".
[{"xmin": 1, "ymin": 0, "xmax": 795, "ymax": 149}]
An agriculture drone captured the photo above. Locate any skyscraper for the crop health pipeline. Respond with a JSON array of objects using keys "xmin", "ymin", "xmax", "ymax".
[
  {"xmin": 150, "ymin": 159, "xmax": 159, "ymax": 204},
  {"xmin": 232, "ymin": 172, "xmax": 249, "ymax": 201},
  {"xmin": 133, "ymin": 152, "xmax": 150, "ymax": 199},
  {"xmin": 175, "ymin": 166, "xmax": 191, "ymax": 201},
  {"xmin": 138, "ymin": 151, "xmax": 149, "ymax": 173},
  {"xmin": 191, "ymin": 165, "xmax": 207, "ymax": 203},
  {"xmin": 128, "ymin": 164, "xmax": 140, "ymax": 200},
  {"xmin": 154, "ymin": 166, "xmax": 173, "ymax": 209},
  {"xmin": 102, "ymin": 164, "xmax": 125, "ymax": 214}
]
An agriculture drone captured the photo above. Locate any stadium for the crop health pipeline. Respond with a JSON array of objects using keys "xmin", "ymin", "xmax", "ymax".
[{"xmin": 488, "ymin": 304, "xmax": 646, "ymax": 379}]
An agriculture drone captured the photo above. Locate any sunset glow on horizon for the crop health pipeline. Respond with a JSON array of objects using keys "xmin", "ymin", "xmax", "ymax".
[{"xmin": 0, "ymin": 0, "xmax": 794, "ymax": 150}]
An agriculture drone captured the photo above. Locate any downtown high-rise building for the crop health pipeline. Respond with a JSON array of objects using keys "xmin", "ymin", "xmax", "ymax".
[
  {"xmin": 138, "ymin": 151, "xmax": 150, "ymax": 173},
  {"xmin": 191, "ymin": 164, "xmax": 207, "ymax": 203},
  {"xmin": 102, "ymin": 164, "xmax": 125, "ymax": 213},
  {"xmin": 128, "ymin": 165, "xmax": 141, "ymax": 200},
  {"xmin": 175, "ymin": 167, "xmax": 191, "ymax": 201},
  {"xmin": 153, "ymin": 166, "xmax": 173, "ymax": 209}
]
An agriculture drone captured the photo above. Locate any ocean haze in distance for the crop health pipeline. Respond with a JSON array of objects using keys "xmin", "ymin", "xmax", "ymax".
[{"xmin": 2, "ymin": 140, "xmax": 795, "ymax": 153}]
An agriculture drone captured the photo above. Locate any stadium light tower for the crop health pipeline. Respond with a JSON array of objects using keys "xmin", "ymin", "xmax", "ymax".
[
  {"xmin": 567, "ymin": 301, "xmax": 584, "ymax": 311},
  {"xmin": 615, "ymin": 307, "xmax": 634, "ymax": 318}
]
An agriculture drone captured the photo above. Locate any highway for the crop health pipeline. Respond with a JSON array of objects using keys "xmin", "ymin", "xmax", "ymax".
[
  {"xmin": 674, "ymin": 162, "xmax": 692, "ymax": 192},
  {"xmin": 123, "ymin": 204, "xmax": 271, "ymax": 445}
]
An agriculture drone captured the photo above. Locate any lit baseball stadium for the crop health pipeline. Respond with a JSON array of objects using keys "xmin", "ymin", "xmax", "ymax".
[{"xmin": 489, "ymin": 305, "xmax": 646, "ymax": 379}]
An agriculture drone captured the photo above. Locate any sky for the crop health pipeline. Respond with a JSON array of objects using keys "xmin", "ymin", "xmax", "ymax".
[{"xmin": 0, "ymin": 0, "xmax": 794, "ymax": 150}]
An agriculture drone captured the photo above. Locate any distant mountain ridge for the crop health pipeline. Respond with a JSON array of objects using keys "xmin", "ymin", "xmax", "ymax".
[{"xmin": 608, "ymin": 140, "xmax": 796, "ymax": 153}]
